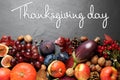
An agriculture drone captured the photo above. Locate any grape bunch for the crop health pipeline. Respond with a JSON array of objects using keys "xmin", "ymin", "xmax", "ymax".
[
  {"xmin": 5, "ymin": 36, "xmax": 44, "ymax": 70},
  {"xmin": 97, "ymin": 39, "xmax": 120, "ymax": 59}
]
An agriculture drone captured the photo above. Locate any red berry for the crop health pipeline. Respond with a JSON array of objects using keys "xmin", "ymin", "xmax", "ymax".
[{"xmin": 108, "ymin": 46, "xmax": 112, "ymax": 50}]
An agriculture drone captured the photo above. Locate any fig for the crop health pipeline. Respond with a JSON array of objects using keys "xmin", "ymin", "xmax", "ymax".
[
  {"xmin": 47, "ymin": 60, "xmax": 66, "ymax": 78},
  {"xmin": 1, "ymin": 55, "xmax": 13, "ymax": 68},
  {"xmin": 0, "ymin": 44, "xmax": 9, "ymax": 57},
  {"xmin": 39, "ymin": 41, "xmax": 55, "ymax": 55}
]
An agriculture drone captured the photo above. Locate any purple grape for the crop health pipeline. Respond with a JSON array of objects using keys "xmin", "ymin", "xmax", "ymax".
[
  {"xmin": 16, "ymin": 52, "xmax": 21, "ymax": 58},
  {"xmin": 31, "ymin": 48, "xmax": 38, "ymax": 53},
  {"xmin": 26, "ymin": 43, "xmax": 32, "ymax": 49},
  {"xmin": 16, "ymin": 44, "xmax": 22, "ymax": 51},
  {"xmin": 10, "ymin": 58, "xmax": 17, "ymax": 67},
  {"xmin": 34, "ymin": 61, "xmax": 41, "ymax": 69},
  {"xmin": 26, "ymin": 49, "xmax": 31, "ymax": 52},
  {"xmin": 21, "ymin": 44, "xmax": 26, "ymax": 50},
  {"xmin": 12, "ymin": 48, "xmax": 17, "ymax": 54},
  {"xmin": 15, "ymin": 41, "xmax": 20, "ymax": 46},
  {"xmin": 32, "ymin": 52, "xmax": 39, "ymax": 59},
  {"xmin": 21, "ymin": 50, "xmax": 25, "ymax": 56},
  {"xmin": 24, "ymin": 52, "xmax": 31, "ymax": 58},
  {"xmin": 38, "ymin": 55, "xmax": 44, "ymax": 63},
  {"xmin": 17, "ymin": 56, "xmax": 24, "ymax": 62},
  {"xmin": 12, "ymin": 45, "xmax": 17, "ymax": 50},
  {"xmin": 8, "ymin": 49, "xmax": 14, "ymax": 56}
]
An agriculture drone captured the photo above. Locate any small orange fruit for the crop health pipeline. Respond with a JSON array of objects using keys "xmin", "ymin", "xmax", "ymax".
[
  {"xmin": 10, "ymin": 62, "xmax": 36, "ymax": 80},
  {"xmin": 0, "ymin": 67, "xmax": 11, "ymax": 80},
  {"xmin": 1, "ymin": 55, "xmax": 13, "ymax": 68},
  {"xmin": 0, "ymin": 44, "xmax": 9, "ymax": 57},
  {"xmin": 48, "ymin": 60, "xmax": 66, "ymax": 78}
]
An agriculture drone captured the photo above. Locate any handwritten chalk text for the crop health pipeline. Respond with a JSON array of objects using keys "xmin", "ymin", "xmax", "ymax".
[{"xmin": 11, "ymin": 1, "xmax": 109, "ymax": 29}]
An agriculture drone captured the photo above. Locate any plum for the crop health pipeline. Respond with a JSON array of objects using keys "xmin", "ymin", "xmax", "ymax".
[
  {"xmin": 56, "ymin": 52, "xmax": 69, "ymax": 62},
  {"xmin": 39, "ymin": 41, "xmax": 55, "ymax": 55},
  {"xmin": 44, "ymin": 54, "xmax": 56, "ymax": 66}
]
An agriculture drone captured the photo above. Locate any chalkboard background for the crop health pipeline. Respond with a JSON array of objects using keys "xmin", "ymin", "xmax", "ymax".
[{"xmin": 0, "ymin": 0, "xmax": 120, "ymax": 41}]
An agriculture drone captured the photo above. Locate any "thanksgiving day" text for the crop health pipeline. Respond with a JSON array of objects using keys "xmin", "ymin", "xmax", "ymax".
[{"xmin": 11, "ymin": 2, "xmax": 109, "ymax": 29}]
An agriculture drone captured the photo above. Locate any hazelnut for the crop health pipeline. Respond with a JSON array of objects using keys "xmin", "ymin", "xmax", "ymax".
[
  {"xmin": 98, "ymin": 57, "xmax": 106, "ymax": 67},
  {"xmin": 24, "ymin": 34, "xmax": 32, "ymax": 43},
  {"xmin": 85, "ymin": 61, "xmax": 91, "ymax": 67},
  {"xmin": 66, "ymin": 68, "xmax": 74, "ymax": 77},
  {"xmin": 90, "ymin": 64, "xmax": 96, "ymax": 71},
  {"xmin": 91, "ymin": 55, "xmax": 99, "ymax": 64},
  {"xmin": 17, "ymin": 35, "xmax": 24, "ymax": 41},
  {"xmin": 94, "ymin": 37, "xmax": 100, "ymax": 43},
  {"xmin": 105, "ymin": 60, "xmax": 112, "ymax": 67},
  {"xmin": 95, "ymin": 64, "xmax": 102, "ymax": 72},
  {"xmin": 80, "ymin": 36, "xmax": 88, "ymax": 41}
]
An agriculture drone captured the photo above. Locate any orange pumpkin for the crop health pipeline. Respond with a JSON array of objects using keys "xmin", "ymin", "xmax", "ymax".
[{"xmin": 10, "ymin": 62, "xmax": 36, "ymax": 80}]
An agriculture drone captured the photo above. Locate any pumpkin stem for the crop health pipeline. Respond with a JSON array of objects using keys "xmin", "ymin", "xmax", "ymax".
[{"xmin": 19, "ymin": 72, "xmax": 24, "ymax": 77}]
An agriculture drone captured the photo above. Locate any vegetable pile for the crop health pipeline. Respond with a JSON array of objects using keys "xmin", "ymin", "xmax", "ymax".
[{"xmin": 0, "ymin": 34, "xmax": 120, "ymax": 80}]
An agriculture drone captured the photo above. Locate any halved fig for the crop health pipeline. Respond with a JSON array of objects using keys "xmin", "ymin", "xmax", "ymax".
[
  {"xmin": 1, "ymin": 55, "xmax": 13, "ymax": 68},
  {"xmin": 0, "ymin": 44, "xmax": 9, "ymax": 57}
]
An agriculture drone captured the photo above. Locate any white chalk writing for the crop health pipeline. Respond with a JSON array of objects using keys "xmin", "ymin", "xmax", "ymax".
[{"xmin": 11, "ymin": 1, "xmax": 109, "ymax": 29}]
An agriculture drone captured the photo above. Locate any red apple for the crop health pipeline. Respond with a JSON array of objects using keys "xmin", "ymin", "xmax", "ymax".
[
  {"xmin": 74, "ymin": 63, "xmax": 90, "ymax": 80},
  {"xmin": 0, "ymin": 68, "xmax": 11, "ymax": 80},
  {"xmin": 100, "ymin": 66, "xmax": 118, "ymax": 80}
]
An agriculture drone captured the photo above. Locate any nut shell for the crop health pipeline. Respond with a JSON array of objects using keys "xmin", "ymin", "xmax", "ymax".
[
  {"xmin": 24, "ymin": 34, "xmax": 32, "ymax": 43},
  {"xmin": 91, "ymin": 55, "xmax": 98, "ymax": 64},
  {"xmin": 98, "ymin": 57, "xmax": 106, "ymax": 67}
]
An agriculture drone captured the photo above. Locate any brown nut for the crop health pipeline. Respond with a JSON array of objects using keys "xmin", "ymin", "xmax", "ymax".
[
  {"xmin": 91, "ymin": 55, "xmax": 99, "ymax": 64},
  {"xmin": 105, "ymin": 60, "xmax": 112, "ymax": 67},
  {"xmin": 41, "ymin": 64, "xmax": 47, "ymax": 70},
  {"xmin": 94, "ymin": 37, "xmax": 100, "ymax": 43},
  {"xmin": 85, "ymin": 61, "xmax": 91, "ymax": 67},
  {"xmin": 98, "ymin": 57, "xmax": 106, "ymax": 67},
  {"xmin": 95, "ymin": 64, "xmax": 102, "ymax": 72},
  {"xmin": 90, "ymin": 64, "xmax": 96, "ymax": 71},
  {"xmin": 24, "ymin": 34, "xmax": 32, "ymax": 43},
  {"xmin": 80, "ymin": 36, "xmax": 88, "ymax": 41},
  {"xmin": 17, "ymin": 35, "xmax": 24, "ymax": 41},
  {"xmin": 66, "ymin": 68, "xmax": 74, "ymax": 77}
]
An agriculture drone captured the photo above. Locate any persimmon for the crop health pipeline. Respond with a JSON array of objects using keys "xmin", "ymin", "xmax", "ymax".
[
  {"xmin": 0, "ymin": 68, "xmax": 11, "ymax": 80},
  {"xmin": 10, "ymin": 62, "xmax": 36, "ymax": 80}
]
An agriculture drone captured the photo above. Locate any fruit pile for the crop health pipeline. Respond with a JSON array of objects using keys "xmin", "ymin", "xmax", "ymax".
[{"xmin": 0, "ymin": 34, "xmax": 120, "ymax": 80}]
